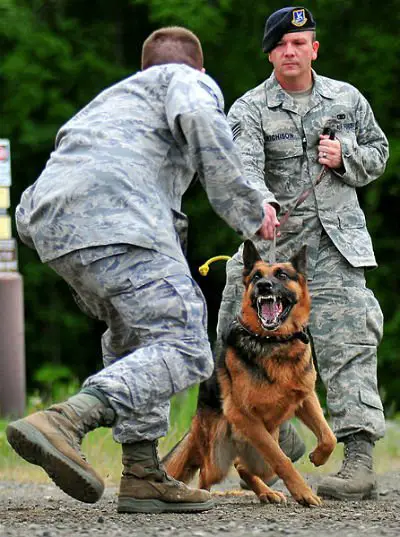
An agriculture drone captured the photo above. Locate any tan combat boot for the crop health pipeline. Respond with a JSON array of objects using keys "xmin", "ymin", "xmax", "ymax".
[
  {"xmin": 6, "ymin": 391, "xmax": 115, "ymax": 503},
  {"xmin": 317, "ymin": 432, "xmax": 378, "ymax": 500},
  {"xmin": 118, "ymin": 440, "xmax": 214, "ymax": 513}
]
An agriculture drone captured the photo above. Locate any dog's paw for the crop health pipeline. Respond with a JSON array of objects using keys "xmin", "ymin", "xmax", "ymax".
[
  {"xmin": 294, "ymin": 490, "xmax": 323, "ymax": 507},
  {"xmin": 309, "ymin": 449, "xmax": 323, "ymax": 466},
  {"xmin": 259, "ymin": 490, "xmax": 287, "ymax": 504},
  {"xmin": 309, "ymin": 447, "xmax": 331, "ymax": 467}
]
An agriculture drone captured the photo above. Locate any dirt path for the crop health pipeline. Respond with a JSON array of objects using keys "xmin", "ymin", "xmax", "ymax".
[{"xmin": 2, "ymin": 473, "xmax": 400, "ymax": 537}]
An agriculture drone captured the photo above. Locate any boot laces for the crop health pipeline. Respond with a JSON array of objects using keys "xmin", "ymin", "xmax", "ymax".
[
  {"xmin": 123, "ymin": 441, "xmax": 184, "ymax": 485},
  {"xmin": 73, "ymin": 409, "xmax": 110, "ymax": 462},
  {"xmin": 337, "ymin": 442, "xmax": 372, "ymax": 478},
  {"xmin": 49, "ymin": 406, "xmax": 90, "ymax": 461},
  {"xmin": 151, "ymin": 446, "xmax": 181, "ymax": 485},
  {"xmin": 154, "ymin": 455, "xmax": 177, "ymax": 483}
]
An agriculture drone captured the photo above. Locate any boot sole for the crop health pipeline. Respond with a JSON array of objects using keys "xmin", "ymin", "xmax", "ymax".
[
  {"xmin": 117, "ymin": 497, "xmax": 215, "ymax": 513},
  {"xmin": 317, "ymin": 484, "xmax": 379, "ymax": 501},
  {"xmin": 6, "ymin": 420, "xmax": 104, "ymax": 504}
]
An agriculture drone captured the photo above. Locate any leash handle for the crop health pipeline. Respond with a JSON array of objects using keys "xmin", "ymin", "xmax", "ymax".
[
  {"xmin": 269, "ymin": 226, "xmax": 277, "ymax": 264},
  {"xmin": 323, "ymin": 126, "xmax": 337, "ymax": 140}
]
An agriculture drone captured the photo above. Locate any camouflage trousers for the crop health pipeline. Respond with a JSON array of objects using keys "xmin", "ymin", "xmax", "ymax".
[
  {"xmin": 49, "ymin": 245, "xmax": 213, "ymax": 444},
  {"xmin": 217, "ymin": 232, "xmax": 386, "ymax": 441}
]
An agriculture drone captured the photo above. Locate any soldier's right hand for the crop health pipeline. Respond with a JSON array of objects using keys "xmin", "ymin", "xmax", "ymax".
[{"xmin": 257, "ymin": 203, "xmax": 280, "ymax": 240}]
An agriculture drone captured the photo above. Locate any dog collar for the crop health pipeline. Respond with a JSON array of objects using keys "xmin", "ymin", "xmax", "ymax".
[{"xmin": 234, "ymin": 317, "xmax": 309, "ymax": 344}]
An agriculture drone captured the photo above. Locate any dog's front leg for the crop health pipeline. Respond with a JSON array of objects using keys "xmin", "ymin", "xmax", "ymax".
[
  {"xmin": 234, "ymin": 457, "xmax": 286, "ymax": 504},
  {"xmin": 295, "ymin": 391, "xmax": 337, "ymax": 466},
  {"xmin": 225, "ymin": 405, "xmax": 322, "ymax": 507}
]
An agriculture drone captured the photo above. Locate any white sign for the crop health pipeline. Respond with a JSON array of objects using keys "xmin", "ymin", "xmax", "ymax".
[
  {"xmin": 0, "ymin": 139, "xmax": 11, "ymax": 187},
  {"xmin": 0, "ymin": 238, "xmax": 18, "ymax": 271}
]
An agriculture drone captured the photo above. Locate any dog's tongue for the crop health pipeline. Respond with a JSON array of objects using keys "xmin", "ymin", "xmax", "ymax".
[{"xmin": 262, "ymin": 300, "xmax": 282, "ymax": 322}]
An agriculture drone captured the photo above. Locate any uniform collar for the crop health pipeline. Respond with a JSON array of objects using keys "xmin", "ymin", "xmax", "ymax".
[{"xmin": 265, "ymin": 70, "xmax": 335, "ymax": 111}]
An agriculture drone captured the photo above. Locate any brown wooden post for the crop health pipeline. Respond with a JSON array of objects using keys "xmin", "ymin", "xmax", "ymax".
[
  {"xmin": 0, "ymin": 139, "xmax": 26, "ymax": 418},
  {"xmin": 0, "ymin": 271, "xmax": 25, "ymax": 417}
]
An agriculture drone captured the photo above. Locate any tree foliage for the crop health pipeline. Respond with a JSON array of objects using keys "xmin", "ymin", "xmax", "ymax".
[{"xmin": 1, "ymin": 0, "xmax": 400, "ymax": 410}]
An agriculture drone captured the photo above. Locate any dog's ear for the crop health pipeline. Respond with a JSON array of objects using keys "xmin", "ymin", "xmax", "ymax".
[
  {"xmin": 243, "ymin": 240, "xmax": 262, "ymax": 273},
  {"xmin": 290, "ymin": 245, "xmax": 307, "ymax": 277}
]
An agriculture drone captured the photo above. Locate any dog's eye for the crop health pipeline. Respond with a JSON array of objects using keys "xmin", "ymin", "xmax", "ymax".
[
  {"xmin": 275, "ymin": 269, "xmax": 288, "ymax": 280},
  {"xmin": 252, "ymin": 271, "xmax": 262, "ymax": 283}
]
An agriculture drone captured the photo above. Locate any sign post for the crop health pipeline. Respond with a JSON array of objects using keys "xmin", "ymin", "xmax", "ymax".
[{"xmin": 0, "ymin": 139, "xmax": 26, "ymax": 418}]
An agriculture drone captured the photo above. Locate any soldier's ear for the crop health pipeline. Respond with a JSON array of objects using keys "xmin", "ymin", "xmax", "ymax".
[{"xmin": 312, "ymin": 40, "xmax": 319, "ymax": 61}]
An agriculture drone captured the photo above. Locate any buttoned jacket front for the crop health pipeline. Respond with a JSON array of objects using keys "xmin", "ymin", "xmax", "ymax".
[{"xmin": 228, "ymin": 71, "xmax": 389, "ymax": 274}]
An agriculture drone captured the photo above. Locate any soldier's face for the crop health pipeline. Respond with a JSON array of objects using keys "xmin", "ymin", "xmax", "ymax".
[{"xmin": 268, "ymin": 32, "xmax": 319, "ymax": 82}]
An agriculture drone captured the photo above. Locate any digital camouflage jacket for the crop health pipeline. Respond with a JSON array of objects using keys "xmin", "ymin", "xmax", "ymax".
[
  {"xmin": 16, "ymin": 64, "xmax": 274, "ymax": 263},
  {"xmin": 228, "ymin": 70, "xmax": 389, "ymax": 275}
]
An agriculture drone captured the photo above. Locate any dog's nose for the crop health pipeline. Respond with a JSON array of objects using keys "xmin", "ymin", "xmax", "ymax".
[{"xmin": 257, "ymin": 280, "xmax": 273, "ymax": 293}]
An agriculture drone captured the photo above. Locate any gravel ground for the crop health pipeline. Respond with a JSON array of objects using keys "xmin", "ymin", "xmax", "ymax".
[{"xmin": 2, "ymin": 473, "xmax": 400, "ymax": 537}]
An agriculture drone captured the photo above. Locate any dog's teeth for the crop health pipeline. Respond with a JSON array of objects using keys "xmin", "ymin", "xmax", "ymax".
[{"xmin": 259, "ymin": 295, "xmax": 275, "ymax": 302}]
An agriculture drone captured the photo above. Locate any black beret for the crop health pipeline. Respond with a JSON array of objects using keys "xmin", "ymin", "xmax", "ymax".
[{"xmin": 262, "ymin": 7, "xmax": 316, "ymax": 53}]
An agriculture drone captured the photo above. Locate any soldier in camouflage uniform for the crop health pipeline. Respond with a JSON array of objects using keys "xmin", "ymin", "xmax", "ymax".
[
  {"xmin": 6, "ymin": 27, "xmax": 275, "ymax": 514},
  {"xmin": 217, "ymin": 7, "xmax": 388, "ymax": 500}
]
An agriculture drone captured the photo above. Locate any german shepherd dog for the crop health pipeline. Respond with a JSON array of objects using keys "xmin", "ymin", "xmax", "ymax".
[{"xmin": 163, "ymin": 240, "xmax": 336, "ymax": 507}]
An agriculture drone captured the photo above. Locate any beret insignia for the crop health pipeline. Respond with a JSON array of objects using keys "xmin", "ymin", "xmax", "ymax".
[{"xmin": 291, "ymin": 9, "xmax": 307, "ymax": 27}]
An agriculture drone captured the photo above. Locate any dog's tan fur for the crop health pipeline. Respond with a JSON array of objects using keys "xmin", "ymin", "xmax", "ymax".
[{"xmin": 164, "ymin": 241, "xmax": 336, "ymax": 506}]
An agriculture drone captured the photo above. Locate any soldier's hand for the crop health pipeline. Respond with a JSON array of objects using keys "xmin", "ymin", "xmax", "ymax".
[
  {"xmin": 257, "ymin": 203, "xmax": 280, "ymax": 240},
  {"xmin": 318, "ymin": 135, "xmax": 343, "ymax": 169}
]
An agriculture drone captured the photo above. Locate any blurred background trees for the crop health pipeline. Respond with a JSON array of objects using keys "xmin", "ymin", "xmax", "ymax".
[{"xmin": 1, "ymin": 0, "xmax": 400, "ymax": 411}]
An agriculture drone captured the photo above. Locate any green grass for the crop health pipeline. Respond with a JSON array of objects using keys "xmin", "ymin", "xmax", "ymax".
[
  {"xmin": 0, "ymin": 387, "xmax": 201, "ymax": 486},
  {"xmin": 2, "ymin": 389, "xmax": 400, "ymax": 487}
]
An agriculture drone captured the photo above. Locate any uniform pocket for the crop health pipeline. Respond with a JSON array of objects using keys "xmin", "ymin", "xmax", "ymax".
[
  {"xmin": 337, "ymin": 210, "xmax": 366, "ymax": 229},
  {"xmin": 264, "ymin": 145, "xmax": 303, "ymax": 196},
  {"xmin": 79, "ymin": 244, "xmax": 130, "ymax": 266},
  {"xmin": 128, "ymin": 274, "xmax": 190, "ymax": 330},
  {"xmin": 262, "ymin": 114, "xmax": 303, "ymax": 160},
  {"xmin": 264, "ymin": 143, "xmax": 303, "ymax": 162},
  {"xmin": 359, "ymin": 388, "xmax": 383, "ymax": 411}
]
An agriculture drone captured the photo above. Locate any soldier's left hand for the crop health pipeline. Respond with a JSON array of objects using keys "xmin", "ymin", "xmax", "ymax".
[{"xmin": 318, "ymin": 135, "xmax": 342, "ymax": 169}]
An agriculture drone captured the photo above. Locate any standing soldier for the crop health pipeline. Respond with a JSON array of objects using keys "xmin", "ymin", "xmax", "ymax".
[{"xmin": 217, "ymin": 6, "xmax": 388, "ymax": 500}]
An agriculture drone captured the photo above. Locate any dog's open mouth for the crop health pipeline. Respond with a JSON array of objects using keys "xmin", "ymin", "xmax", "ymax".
[{"xmin": 257, "ymin": 295, "xmax": 292, "ymax": 330}]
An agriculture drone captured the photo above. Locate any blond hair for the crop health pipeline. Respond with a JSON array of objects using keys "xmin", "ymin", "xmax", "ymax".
[{"xmin": 141, "ymin": 26, "xmax": 203, "ymax": 70}]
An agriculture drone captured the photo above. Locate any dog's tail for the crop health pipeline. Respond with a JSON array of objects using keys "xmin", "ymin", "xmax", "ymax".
[
  {"xmin": 162, "ymin": 430, "xmax": 201, "ymax": 484},
  {"xmin": 162, "ymin": 408, "xmax": 235, "ymax": 490},
  {"xmin": 162, "ymin": 372, "xmax": 222, "ymax": 484}
]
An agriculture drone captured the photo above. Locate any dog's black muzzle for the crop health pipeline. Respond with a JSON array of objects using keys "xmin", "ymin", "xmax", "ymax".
[{"xmin": 252, "ymin": 278, "xmax": 297, "ymax": 331}]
